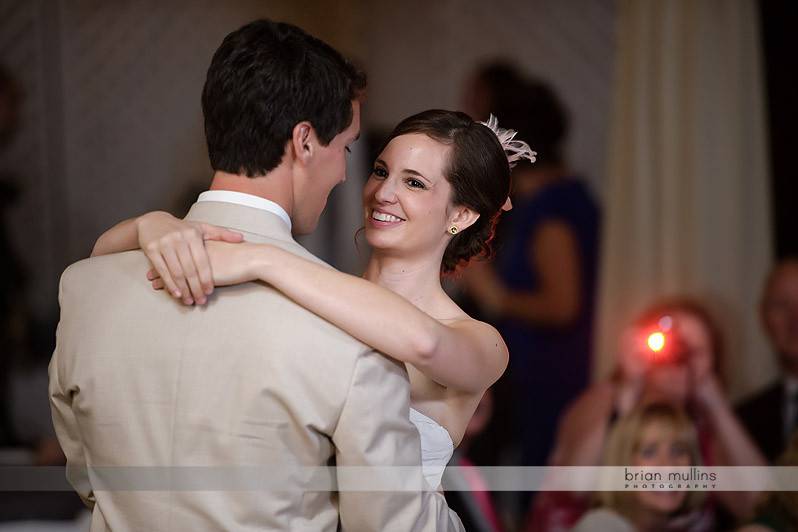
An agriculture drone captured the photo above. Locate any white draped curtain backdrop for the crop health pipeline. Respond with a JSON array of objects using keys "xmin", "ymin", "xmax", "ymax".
[{"xmin": 595, "ymin": 0, "xmax": 774, "ymax": 400}]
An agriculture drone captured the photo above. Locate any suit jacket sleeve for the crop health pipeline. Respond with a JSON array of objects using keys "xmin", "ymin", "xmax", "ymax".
[
  {"xmin": 332, "ymin": 348, "xmax": 464, "ymax": 531},
  {"xmin": 48, "ymin": 273, "xmax": 95, "ymax": 508}
]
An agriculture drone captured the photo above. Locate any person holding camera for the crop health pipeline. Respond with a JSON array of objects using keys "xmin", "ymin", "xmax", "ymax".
[{"xmin": 526, "ymin": 298, "xmax": 766, "ymax": 531}]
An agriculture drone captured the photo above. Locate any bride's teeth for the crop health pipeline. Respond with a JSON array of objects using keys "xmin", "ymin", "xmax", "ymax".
[{"xmin": 372, "ymin": 211, "xmax": 402, "ymax": 222}]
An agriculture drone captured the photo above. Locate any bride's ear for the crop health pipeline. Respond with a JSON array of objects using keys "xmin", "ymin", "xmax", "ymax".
[
  {"xmin": 447, "ymin": 206, "xmax": 480, "ymax": 234},
  {"xmin": 290, "ymin": 121, "xmax": 316, "ymax": 164}
]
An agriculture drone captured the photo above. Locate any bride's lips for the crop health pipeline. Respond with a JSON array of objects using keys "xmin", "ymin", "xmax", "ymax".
[{"xmin": 367, "ymin": 208, "xmax": 405, "ymax": 228}]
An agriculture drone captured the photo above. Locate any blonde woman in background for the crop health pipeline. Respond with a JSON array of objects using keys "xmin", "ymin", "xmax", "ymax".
[{"xmin": 572, "ymin": 402, "xmax": 707, "ymax": 531}]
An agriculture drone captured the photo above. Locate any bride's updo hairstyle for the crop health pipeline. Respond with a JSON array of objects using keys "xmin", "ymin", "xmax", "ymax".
[{"xmin": 381, "ymin": 109, "xmax": 511, "ymax": 274}]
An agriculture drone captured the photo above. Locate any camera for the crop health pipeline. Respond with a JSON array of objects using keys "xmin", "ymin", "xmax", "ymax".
[{"xmin": 644, "ymin": 315, "xmax": 688, "ymax": 365}]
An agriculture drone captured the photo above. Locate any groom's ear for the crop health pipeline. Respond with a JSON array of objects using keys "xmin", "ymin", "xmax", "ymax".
[{"xmin": 291, "ymin": 121, "xmax": 316, "ymax": 164}]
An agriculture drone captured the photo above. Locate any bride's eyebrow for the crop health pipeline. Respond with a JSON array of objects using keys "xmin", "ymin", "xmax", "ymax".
[
  {"xmin": 402, "ymin": 168, "xmax": 431, "ymax": 185},
  {"xmin": 374, "ymin": 159, "xmax": 431, "ymax": 184}
]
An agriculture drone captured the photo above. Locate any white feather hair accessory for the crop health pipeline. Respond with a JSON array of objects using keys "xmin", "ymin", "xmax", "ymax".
[{"xmin": 478, "ymin": 114, "xmax": 537, "ymax": 169}]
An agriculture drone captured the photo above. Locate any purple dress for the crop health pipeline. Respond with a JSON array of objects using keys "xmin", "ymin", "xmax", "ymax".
[{"xmin": 494, "ymin": 177, "xmax": 600, "ymax": 467}]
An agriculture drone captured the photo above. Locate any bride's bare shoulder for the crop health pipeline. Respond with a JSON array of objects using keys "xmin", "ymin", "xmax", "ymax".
[{"xmin": 436, "ymin": 298, "xmax": 503, "ymax": 338}]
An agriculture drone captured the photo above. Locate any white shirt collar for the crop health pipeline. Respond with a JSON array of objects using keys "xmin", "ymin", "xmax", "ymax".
[{"xmin": 197, "ymin": 190, "xmax": 291, "ymax": 230}]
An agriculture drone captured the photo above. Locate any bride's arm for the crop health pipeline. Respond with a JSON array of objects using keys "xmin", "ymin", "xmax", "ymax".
[
  {"xmin": 159, "ymin": 240, "xmax": 508, "ymax": 393},
  {"xmin": 91, "ymin": 211, "xmax": 243, "ymax": 304},
  {"xmin": 91, "ymin": 216, "xmax": 144, "ymax": 257}
]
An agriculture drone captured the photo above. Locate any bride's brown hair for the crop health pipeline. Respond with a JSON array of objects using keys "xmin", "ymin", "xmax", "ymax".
[{"xmin": 380, "ymin": 110, "xmax": 512, "ymax": 274}]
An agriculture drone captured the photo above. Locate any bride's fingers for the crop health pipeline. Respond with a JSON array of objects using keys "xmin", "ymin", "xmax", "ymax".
[
  {"xmin": 151, "ymin": 278, "xmax": 165, "ymax": 290},
  {"xmin": 146, "ymin": 253, "xmax": 180, "ymax": 298},
  {"xmin": 173, "ymin": 240, "xmax": 204, "ymax": 304},
  {"xmin": 162, "ymin": 247, "xmax": 192, "ymax": 303},
  {"xmin": 188, "ymin": 237, "xmax": 214, "ymax": 297},
  {"xmin": 201, "ymin": 223, "xmax": 243, "ymax": 243},
  {"xmin": 146, "ymin": 268, "xmax": 160, "ymax": 281}
]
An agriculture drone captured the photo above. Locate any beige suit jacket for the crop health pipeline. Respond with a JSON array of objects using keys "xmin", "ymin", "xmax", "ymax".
[{"xmin": 49, "ymin": 200, "xmax": 463, "ymax": 531}]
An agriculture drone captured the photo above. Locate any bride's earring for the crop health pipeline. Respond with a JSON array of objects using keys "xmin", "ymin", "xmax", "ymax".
[{"xmin": 449, "ymin": 226, "xmax": 458, "ymax": 235}]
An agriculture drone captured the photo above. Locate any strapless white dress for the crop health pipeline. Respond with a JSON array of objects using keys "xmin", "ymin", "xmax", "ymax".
[{"xmin": 409, "ymin": 408, "xmax": 454, "ymax": 489}]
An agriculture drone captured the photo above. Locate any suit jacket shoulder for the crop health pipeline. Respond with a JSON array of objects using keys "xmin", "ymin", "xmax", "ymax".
[{"xmin": 52, "ymin": 245, "xmax": 386, "ymax": 530}]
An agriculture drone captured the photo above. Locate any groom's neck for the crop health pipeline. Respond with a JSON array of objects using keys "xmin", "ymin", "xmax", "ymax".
[{"xmin": 209, "ymin": 169, "xmax": 293, "ymax": 216}]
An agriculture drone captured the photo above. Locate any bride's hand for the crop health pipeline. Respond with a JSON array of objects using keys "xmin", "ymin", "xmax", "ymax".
[
  {"xmin": 137, "ymin": 211, "xmax": 243, "ymax": 304},
  {"xmin": 148, "ymin": 241, "xmax": 267, "ymax": 297}
]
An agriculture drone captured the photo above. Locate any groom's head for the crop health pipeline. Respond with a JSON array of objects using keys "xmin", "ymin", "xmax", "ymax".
[{"xmin": 202, "ymin": 20, "xmax": 365, "ymax": 233}]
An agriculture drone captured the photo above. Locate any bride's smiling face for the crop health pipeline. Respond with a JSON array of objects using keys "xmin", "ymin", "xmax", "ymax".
[{"xmin": 362, "ymin": 133, "xmax": 456, "ymax": 258}]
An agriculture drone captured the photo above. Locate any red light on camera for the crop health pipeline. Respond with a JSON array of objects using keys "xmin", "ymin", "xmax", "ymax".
[
  {"xmin": 641, "ymin": 315, "xmax": 686, "ymax": 365},
  {"xmin": 647, "ymin": 331, "xmax": 666, "ymax": 352}
]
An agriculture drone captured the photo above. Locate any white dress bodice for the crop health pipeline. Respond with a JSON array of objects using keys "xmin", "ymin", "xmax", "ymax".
[{"xmin": 409, "ymin": 407, "xmax": 455, "ymax": 489}]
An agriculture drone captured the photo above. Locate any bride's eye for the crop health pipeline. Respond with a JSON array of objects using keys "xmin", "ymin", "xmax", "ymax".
[
  {"xmin": 406, "ymin": 178, "xmax": 426, "ymax": 189},
  {"xmin": 371, "ymin": 166, "xmax": 388, "ymax": 179}
]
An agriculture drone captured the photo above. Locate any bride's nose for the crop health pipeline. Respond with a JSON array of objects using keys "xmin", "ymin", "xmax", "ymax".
[{"xmin": 373, "ymin": 177, "xmax": 398, "ymax": 203}]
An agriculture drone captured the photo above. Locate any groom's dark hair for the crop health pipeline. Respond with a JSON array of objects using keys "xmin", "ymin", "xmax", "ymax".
[{"xmin": 202, "ymin": 20, "xmax": 366, "ymax": 177}]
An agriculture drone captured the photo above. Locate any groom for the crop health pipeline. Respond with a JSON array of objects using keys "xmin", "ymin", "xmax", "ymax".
[{"xmin": 49, "ymin": 19, "xmax": 462, "ymax": 531}]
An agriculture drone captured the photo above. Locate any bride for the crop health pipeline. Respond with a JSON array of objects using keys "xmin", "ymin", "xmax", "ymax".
[{"xmin": 92, "ymin": 109, "xmax": 535, "ymax": 488}]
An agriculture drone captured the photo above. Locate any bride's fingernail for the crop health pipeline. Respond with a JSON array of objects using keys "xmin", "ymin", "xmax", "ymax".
[{"xmin": 173, "ymin": 290, "xmax": 181, "ymax": 298}]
